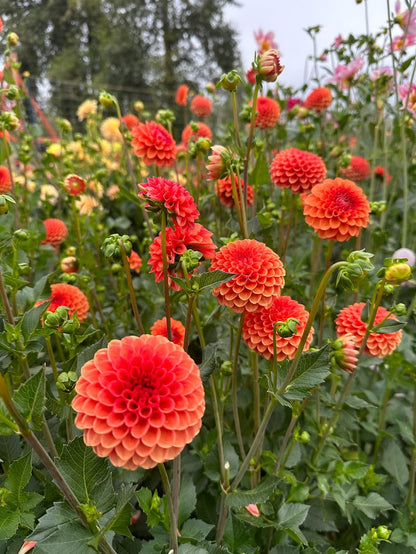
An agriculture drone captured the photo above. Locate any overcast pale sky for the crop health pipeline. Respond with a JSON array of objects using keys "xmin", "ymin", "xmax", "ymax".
[{"xmin": 224, "ymin": 0, "xmax": 391, "ymax": 88}]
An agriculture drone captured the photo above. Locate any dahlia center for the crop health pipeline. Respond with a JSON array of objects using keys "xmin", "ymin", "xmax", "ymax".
[{"xmin": 333, "ymin": 190, "xmax": 355, "ymax": 209}]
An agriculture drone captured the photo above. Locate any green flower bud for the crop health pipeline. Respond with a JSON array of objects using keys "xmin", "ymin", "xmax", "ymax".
[
  {"xmin": 5, "ymin": 85, "xmax": 19, "ymax": 101},
  {"xmin": 393, "ymin": 303, "xmax": 407, "ymax": 316},
  {"xmin": 79, "ymin": 501, "xmax": 102, "ymax": 523},
  {"xmin": 385, "ymin": 262, "xmax": 412, "ymax": 285},
  {"xmin": 156, "ymin": 109, "xmax": 175, "ymax": 126},
  {"xmin": 0, "ymin": 196, "xmax": 9, "ymax": 215},
  {"xmin": 61, "ymin": 317, "xmax": 80, "ymax": 334},
  {"xmin": 8, "ymin": 32, "xmax": 19, "ymax": 46},
  {"xmin": 55, "ymin": 306, "xmax": 70, "ymax": 321},
  {"xmin": 339, "ymin": 152, "xmax": 352, "ymax": 169},
  {"xmin": 18, "ymin": 263, "xmax": 30, "ymax": 275},
  {"xmin": 376, "ymin": 526, "xmax": 391, "ymax": 540},
  {"xmin": 98, "ymin": 90, "xmax": 117, "ymax": 109},
  {"xmin": 180, "ymin": 249, "xmax": 202, "ymax": 272},
  {"xmin": 44, "ymin": 312, "xmax": 60, "ymax": 328},
  {"xmin": 216, "ymin": 70, "xmax": 242, "ymax": 92}
]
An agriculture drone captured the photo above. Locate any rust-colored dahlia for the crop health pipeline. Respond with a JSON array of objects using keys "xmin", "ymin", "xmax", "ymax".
[
  {"xmin": 181, "ymin": 122, "xmax": 212, "ymax": 146},
  {"xmin": 210, "ymin": 239, "xmax": 285, "ymax": 313},
  {"xmin": 270, "ymin": 148, "xmax": 327, "ymax": 193},
  {"xmin": 63, "ymin": 174, "xmax": 86, "ymax": 196},
  {"xmin": 47, "ymin": 283, "xmax": 89, "ymax": 323},
  {"xmin": 41, "ymin": 218, "xmax": 68, "ymax": 248},
  {"xmin": 121, "ymin": 114, "xmax": 139, "ymax": 131},
  {"xmin": 175, "ymin": 84, "xmax": 189, "ymax": 106},
  {"xmin": 243, "ymin": 295, "xmax": 313, "ymax": 360},
  {"xmin": 139, "ymin": 176, "xmax": 199, "ymax": 229},
  {"xmin": 215, "ymin": 175, "xmax": 253, "ymax": 208},
  {"xmin": 190, "ymin": 95, "xmax": 212, "ymax": 118},
  {"xmin": 127, "ymin": 250, "xmax": 142, "ymax": 273},
  {"xmin": 303, "ymin": 178, "xmax": 370, "ymax": 241},
  {"xmin": 72, "ymin": 334, "xmax": 205, "ymax": 470},
  {"xmin": 0, "ymin": 165, "xmax": 11, "ymax": 193},
  {"xmin": 131, "ymin": 121, "xmax": 176, "ymax": 168},
  {"xmin": 151, "ymin": 317, "xmax": 185, "ymax": 347},
  {"xmin": 149, "ymin": 223, "xmax": 216, "ymax": 290},
  {"xmin": 253, "ymin": 96, "xmax": 281, "ymax": 129},
  {"xmin": 304, "ymin": 87, "xmax": 333, "ymax": 112},
  {"xmin": 340, "ymin": 156, "xmax": 370, "ymax": 182},
  {"xmin": 335, "ymin": 302, "xmax": 402, "ymax": 358}
]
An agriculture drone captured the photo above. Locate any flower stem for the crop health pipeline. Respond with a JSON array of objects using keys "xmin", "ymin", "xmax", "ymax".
[
  {"xmin": 160, "ymin": 209, "xmax": 172, "ymax": 341},
  {"xmin": 119, "ymin": 240, "xmax": 144, "ymax": 334},
  {"xmin": 158, "ymin": 462, "xmax": 178, "ymax": 553},
  {"xmin": 407, "ymin": 378, "xmax": 416, "ymax": 509},
  {"xmin": 232, "ymin": 314, "xmax": 246, "ymax": 458}
]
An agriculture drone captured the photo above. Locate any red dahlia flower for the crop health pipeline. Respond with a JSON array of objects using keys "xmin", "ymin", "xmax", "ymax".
[
  {"xmin": 175, "ymin": 84, "xmax": 189, "ymax": 106},
  {"xmin": 270, "ymin": 148, "xmax": 327, "ymax": 193},
  {"xmin": 127, "ymin": 250, "xmax": 142, "ymax": 273},
  {"xmin": 151, "ymin": 317, "xmax": 185, "ymax": 347},
  {"xmin": 131, "ymin": 121, "xmax": 176, "ymax": 168},
  {"xmin": 190, "ymin": 95, "xmax": 212, "ymax": 118},
  {"xmin": 253, "ymin": 96, "xmax": 281, "ymax": 129},
  {"xmin": 340, "ymin": 156, "xmax": 370, "ymax": 182},
  {"xmin": 335, "ymin": 302, "xmax": 402, "ymax": 358},
  {"xmin": 121, "ymin": 114, "xmax": 139, "ymax": 131},
  {"xmin": 304, "ymin": 87, "xmax": 333, "ymax": 112},
  {"xmin": 303, "ymin": 178, "xmax": 370, "ymax": 241},
  {"xmin": 41, "ymin": 218, "xmax": 68, "ymax": 248},
  {"xmin": 47, "ymin": 283, "xmax": 89, "ymax": 323},
  {"xmin": 374, "ymin": 166, "xmax": 392, "ymax": 184},
  {"xmin": 243, "ymin": 295, "xmax": 313, "ymax": 360},
  {"xmin": 0, "ymin": 165, "xmax": 11, "ymax": 193},
  {"xmin": 181, "ymin": 122, "xmax": 212, "ymax": 146},
  {"xmin": 210, "ymin": 239, "xmax": 285, "ymax": 313},
  {"xmin": 63, "ymin": 174, "xmax": 86, "ymax": 196},
  {"xmin": 72, "ymin": 334, "xmax": 205, "ymax": 469},
  {"xmin": 215, "ymin": 175, "xmax": 253, "ymax": 208}
]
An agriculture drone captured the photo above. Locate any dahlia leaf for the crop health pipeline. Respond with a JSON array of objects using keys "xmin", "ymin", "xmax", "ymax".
[
  {"xmin": 180, "ymin": 518, "xmax": 214, "ymax": 541},
  {"xmin": 13, "ymin": 368, "xmax": 45, "ymax": 431},
  {"xmin": 381, "ymin": 440, "xmax": 409, "ymax": 489},
  {"xmin": 225, "ymin": 475, "xmax": 280, "ymax": 508},
  {"xmin": 95, "ymin": 484, "xmax": 135, "ymax": 540},
  {"xmin": 75, "ymin": 336, "xmax": 108, "ymax": 373},
  {"xmin": 372, "ymin": 319, "xmax": 406, "ymax": 334},
  {"xmin": 4, "ymin": 451, "xmax": 32, "ymax": 507},
  {"xmin": 0, "ymin": 508, "xmax": 20, "ymax": 540},
  {"xmin": 196, "ymin": 270, "xmax": 236, "ymax": 293},
  {"xmin": 359, "ymin": 301, "xmax": 371, "ymax": 323},
  {"xmin": 275, "ymin": 502, "xmax": 310, "ymax": 545},
  {"xmin": 178, "ymin": 479, "xmax": 196, "ymax": 526},
  {"xmin": 351, "ymin": 492, "xmax": 393, "ymax": 519},
  {"xmin": 249, "ymin": 151, "xmax": 270, "ymax": 185},
  {"xmin": 21, "ymin": 300, "xmax": 50, "ymax": 341}
]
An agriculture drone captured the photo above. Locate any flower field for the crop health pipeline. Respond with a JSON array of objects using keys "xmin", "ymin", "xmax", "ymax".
[{"xmin": 1, "ymin": 5, "xmax": 416, "ymax": 553}]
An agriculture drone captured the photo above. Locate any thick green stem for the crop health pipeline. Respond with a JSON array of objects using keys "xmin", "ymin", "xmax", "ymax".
[
  {"xmin": 243, "ymin": 82, "xmax": 260, "ymax": 208},
  {"xmin": 119, "ymin": 241, "xmax": 144, "ymax": 334},
  {"xmin": 158, "ymin": 463, "xmax": 178, "ymax": 553},
  {"xmin": 407, "ymin": 379, "xmax": 416, "ymax": 509},
  {"xmin": 232, "ymin": 314, "xmax": 246, "ymax": 458}
]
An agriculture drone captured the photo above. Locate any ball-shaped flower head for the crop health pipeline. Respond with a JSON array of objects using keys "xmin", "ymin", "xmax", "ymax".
[
  {"xmin": 373, "ymin": 166, "xmax": 392, "ymax": 184},
  {"xmin": 63, "ymin": 174, "xmax": 86, "ymax": 196},
  {"xmin": 41, "ymin": 218, "xmax": 68, "ymax": 248},
  {"xmin": 243, "ymin": 295, "xmax": 313, "ymax": 360},
  {"xmin": 139, "ymin": 176, "xmax": 200, "ymax": 230},
  {"xmin": 270, "ymin": 148, "xmax": 327, "ymax": 193},
  {"xmin": 210, "ymin": 239, "xmax": 285, "ymax": 313},
  {"xmin": 304, "ymin": 87, "xmax": 333, "ymax": 113},
  {"xmin": 72, "ymin": 334, "xmax": 205, "ymax": 470},
  {"xmin": 303, "ymin": 178, "xmax": 370, "ymax": 241},
  {"xmin": 100, "ymin": 117, "xmax": 123, "ymax": 142},
  {"xmin": 127, "ymin": 250, "xmax": 142, "ymax": 274},
  {"xmin": 335, "ymin": 302, "xmax": 402, "ymax": 358},
  {"xmin": 340, "ymin": 156, "xmax": 370, "ymax": 182},
  {"xmin": 215, "ymin": 175, "xmax": 253, "ymax": 208},
  {"xmin": 151, "ymin": 317, "xmax": 186, "ymax": 347},
  {"xmin": 47, "ymin": 283, "xmax": 89, "ymax": 323},
  {"xmin": 175, "ymin": 84, "xmax": 189, "ymax": 106},
  {"xmin": 121, "ymin": 114, "xmax": 139, "ymax": 131},
  {"xmin": 181, "ymin": 122, "xmax": 212, "ymax": 147},
  {"xmin": 190, "ymin": 95, "xmax": 212, "ymax": 118},
  {"xmin": 131, "ymin": 121, "xmax": 176, "ymax": 168},
  {"xmin": 0, "ymin": 165, "xmax": 11, "ymax": 193},
  {"xmin": 253, "ymin": 96, "xmax": 281, "ymax": 129}
]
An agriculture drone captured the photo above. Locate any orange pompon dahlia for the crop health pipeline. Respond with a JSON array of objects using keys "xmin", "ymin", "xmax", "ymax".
[
  {"xmin": 243, "ymin": 295, "xmax": 313, "ymax": 360},
  {"xmin": 139, "ymin": 176, "xmax": 199, "ymax": 229},
  {"xmin": 253, "ymin": 96, "xmax": 281, "ymax": 129},
  {"xmin": 335, "ymin": 302, "xmax": 402, "ymax": 358},
  {"xmin": 131, "ymin": 121, "xmax": 176, "ymax": 168},
  {"xmin": 47, "ymin": 283, "xmax": 89, "ymax": 322},
  {"xmin": 72, "ymin": 334, "xmax": 205, "ymax": 470},
  {"xmin": 121, "ymin": 114, "xmax": 139, "ymax": 131},
  {"xmin": 41, "ymin": 218, "xmax": 68, "ymax": 248},
  {"xmin": 303, "ymin": 178, "xmax": 370, "ymax": 241},
  {"xmin": 151, "ymin": 317, "xmax": 185, "ymax": 347},
  {"xmin": 175, "ymin": 84, "xmax": 189, "ymax": 106},
  {"xmin": 181, "ymin": 122, "xmax": 212, "ymax": 146},
  {"xmin": 63, "ymin": 174, "xmax": 86, "ymax": 196},
  {"xmin": 210, "ymin": 239, "xmax": 285, "ymax": 313},
  {"xmin": 304, "ymin": 87, "xmax": 333, "ymax": 112},
  {"xmin": 0, "ymin": 165, "xmax": 11, "ymax": 193},
  {"xmin": 190, "ymin": 95, "xmax": 212, "ymax": 118},
  {"xmin": 127, "ymin": 250, "xmax": 142, "ymax": 273},
  {"xmin": 215, "ymin": 175, "xmax": 253, "ymax": 208},
  {"xmin": 270, "ymin": 148, "xmax": 327, "ymax": 193},
  {"xmin": 340, "ymin": 155, "xmax": 370, "ymax": 182},
  {"xmin": 149, "ymin": 223, "xmax": 216, "ymax": 290}
]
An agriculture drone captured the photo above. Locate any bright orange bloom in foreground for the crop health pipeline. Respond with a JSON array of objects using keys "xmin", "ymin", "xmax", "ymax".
[
  {"xmin": 0, "ymin": 165, "xmax": 11, "ymax": 193},
  {"xmin": 340, "ymin": 155, "xmax": 370, "ymax": 182},
  {"xmin": 175, "ymin": 84, "xmax": 189, "ymax": 106},
  {"xmin": 190, "ymin": 95, "xmax": 212, "ymax": 118},
  {"xmin": 131, "ymin": 121, "xmax": 176, "ymax": 168},
  {"xmin": 210, "ymin": 239, "xmax": 285, "ymax": 313},
  {"xmin": 47, "ymin": 283, "xmax": 89, "ymax": 323},
  {"xmin": 270, "ymin": 148, "xmax": 327, "ymax": 193},
  {"xmin": 215, "ymin": 175, "xmax": 253, "ymax": 208},
  {"xmin": 335, "ymin": 302, "xmax": 402, "ymax": 358},
  {"xmin": 302, "ymin": 178, "xmax": 370, "ymax": 241},
  {"xmin": 243, "ymin": 295, "xmax": 313, "ymax": 360},
  {"xmin": 151, "ymin": 317, "xmax": 185, "ymax": 347},
  {"xmin": 253, "ymin": 96, "xmax": 281, "ymax": 129},
  {"xmin": 72, "ymin": 334, "xmax": 205, "ymax": 469},
  {"xmin": 304, "ymin": 87, "xmax": 333, "ymax": 112},
  {"xmin": 63, "ymin": 174, "xmax": 86, "ymax": 196},
  {"xmin": 41, "ymin": 218, "xmax": 68, "ymax": 248},
  {"xmin": 181, "ymin": 122, "xmax": 212, "ymax": 146}
]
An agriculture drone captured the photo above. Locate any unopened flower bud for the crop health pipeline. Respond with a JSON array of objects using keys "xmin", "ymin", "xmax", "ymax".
[
  {"xmin": 216, "ymin": 70, "xmax": 242, "ymax": 92},
  {"xmin": 134, "ymin": 101, "xmax": 144, "ymax": 113},
  {"xmin": 61, "ymin": 317, "xmax": 79, "ymax": 334},
  {"xmin": 392, "ymin": 247, "xmax": 415, "ymax": 267},
  {"xmin": 0, "ymin": 196, "xmax": 9, "ymax": 215},
  {"xmin": 180, "ymin": 249, "xmax": 202, "ymax": 273},
  {"xmin": 393, "ymin": 303, "xmax": 407, "ymax": 316},
  {"xmin": 376, "ymin": 526, "xmax": 391, "ymax": 541},
  {"xmin": 258, "ymin": 49, "xmax": 283, "ymax": 82},
  {"xmin": 5, "ymin": 85, "xmax": 19, "ymax": 101},
  {"xmin": 275, "ymin": 318, "xmax": 299, "ymax": 338},
  {"xmin": 296, "ymin": 107, "xmax": 309, "ymax": 119},
  {"xmin": 18, "ymin": 263, "xmax": 30, "ymax": 275},
  {"xmin": 294, "ymin": 429, "xmax": 310, "ymax": 443},
  {"xmin": 339, "ymin": 152, "xmax": 352, "ymax": 169},
  {"xmin": 329, "ymin": 146, "xmax": 342, "ymax": 158},
  {"xmin": 156, "ymin": 109, "xmax": 175, "ymax": 126},
  {"xmin": 44, "ymin": 312, "xmax": 60, "ymax": 328},
  {"xmin": 207, "ymin": 145, "xmax": 230, "ymax": 180},
  {"xmin": 13, "ymin": 229, "xmax": 29, "ymax": 240},
  {"xmin": 331, "ymin": 333, "xmax": 358, "ymax": 373},
  {"xmin": 385, "ymin": 262, "xmax": 412, "ymax": 285},
  {"xmin": 99, "ymin": 90, "xmax": 117, "ymax": 109},
  {"xmin": 0, "ymin": 111, "xmax": 20, "ymax": 131},
  {"xmin": 61, "ymin": 256, "xmax": 78, "ymax": 274},
  {"xmin": 8, "ymin": 32, "xmax": 19, "ymax": 46},
  {"xmin": 61, "ymin": 273, "xmax": 77, "ymax": 284}
]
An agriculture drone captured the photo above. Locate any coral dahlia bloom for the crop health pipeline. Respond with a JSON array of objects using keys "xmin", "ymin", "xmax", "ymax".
[
  {"xmin": 151, "ymin": 317, "xmax": 185, "ymax": 347},
  {"xmin": 215, "ymin": 175, "xmax": 253, "ymax": 208},
  {"xmin": 374, "ymin": 166, "xmax": 392, "ymax": 184},
  {"xmin": 63, "ymin": 174, "xmax": 86, "ymax": 196},
  {"xmin": 131, "ymin": 121, "xmax": 176, "ymax": 168},
  {"xmin": 41, "ymin": 218, "xmax": 68, "ymax": 248},
  {"xmin": 47, "ymin": 283, "xmax": 89, "ymax": 323},
  {"xmin": 72, "ymin": 334, "xmax": 205, "ymax": 470},
  {"xmin": 303, "ymin": 178, "xmax": 370, "ymax": 241},
  {"xmin": 175, "ymin": 84, "xmax": 189, "ymax": 106},
  {"xmin": 210, "ymin": 239, "xmax": 285, "ymax": 313},
  {"xmin": 127, "ymin": 250, "xmax": 142, "ymax": 273},
  {"xmin": 340, "ymin": 156, "xmax": 370, "ymax": 182},
  {"xmin": 181, "ymin": 122, "xmax": 212, "ymax": 147},
  {"xmin": 243, "ymin": 295, "xmax": 313, "ymax": 360},
  {"xmin": 270, "ymin": 148, "xmax": 327, "ymax": 193},
  {"xmin": 100, "ymin": 117, "xmax": 123, "ymax": 142},
  {"xmin": 253, "ymin": 96, "xmax": 281, "ymax": 129},
  {"xmin": 121, "ymin": 114, "xmax": 139, "ymax": 131},
  {"xmin": 190, "ymin": 95, "xmax": 212, "ymax": 118},
  {"xmin": 304, "ymin": 87, "xmax": 333, "ymax": 113},
  {"xmin": 335, "ymin": 302, "xmax": 402, "ymax": 358},
  {"xmin": 0, "ymin": 165, "xmax": 11, "ymax": 193},
  {"xmin": 139, "ymin": 176, "xmax": 199, "ymax": 229}
]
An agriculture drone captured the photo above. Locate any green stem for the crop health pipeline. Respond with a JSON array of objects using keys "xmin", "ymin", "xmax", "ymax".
[
  {"xmin": 407, "ymin": 379, "xmax": 416, "ymax": 509},
  {"xmin": 232, "ymin": 314, "xmax": 246, "ymax": 458},
  {"xmin": 243, "ymin": 82, "xmax": 260, "ymax": 208},
  {"xmin": 372, "ymin": 385, "xmax": 392, "ymax": 464},
  {"xmin": 231, "ymin": 90, "xmax": 242, "ymax": 150},
  {"xmin": 318, "ymin": 240, "xmax": 334, "ymax": 347},
  {"xmin": 158, "ymin": 463, "xmax": 178, "ymax": 553},
  {"xmin": 119, "ymin": 241, "xmax": 144, "ymax": 334},
  {"xmin": 160, "ymin": 210, "xmax": 172, "ymax": 341}
]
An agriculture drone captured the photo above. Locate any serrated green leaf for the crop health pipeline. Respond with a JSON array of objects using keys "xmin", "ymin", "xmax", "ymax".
[
  {"xmin": 275, "ymin": 503, "xmax": 310, "ymax": 545},
  {"xmin": 351, "ymin": 492, "xmax": 393, "ymax": 518},
  {"xmin": 0, "ymin": 508, "xmax": 20, "ymax": 539},
  {"xmin": 180, "ymin": 518, "xmax": 214, "ymax": 541},
  {"xmin": 199, "ymin": 343, "xmax": 219, "ymax": 382},
  {"xmin": 343, "ymin": 461, "xmax": 369, "ymax": 480},
  {"xmin": 76, "ymin": 337, "xmax": 108, "ymax": 373},
  {"xmin": 225, "ymin": 475, "xmax": 280, "ymax": 508},
  {"xmin": 196, "ymin": 270, "xmax": 236, "ymax": 293},
  {"xmin": 249, "ymin": 151, "xmax": 270, "ymax": 185},
  {"xmin": 136, "ymin": 486, "xmax": 152, "ymax": 512},
  {"xmin": 13, "ymin": 369, "xmax": 45, "ymax": 431},
  {"xmin": 21, "ymin": 301, "xmax": 50, "ymax": 341},
  {"xmin": 381, "ymin": 440, "xmax": 409, "ymax": 489},
  {"xmin": 179, "ymin": 479, "xmax": 196, "ymax": 526},
  {"xmin": 5, "ymin": 451, "xmax": 32, "ymax": 507},
  {"xmin": 96, "ymin": 484, "xmax": 135, "ymax": 541},
  {"xmin": 33, "ymin": 274, "xmax": 53, "ymax": 301},
  {"xmin": 360, "ymin": 301, "xmax": 371, "ymax": 323},
  {"xmin": 0, "ymin": 399, "xmax": 18, "ymax": 434},
  {"xmin": 373, "ymin": 319, "xmax": 406, "ymax": 334}
]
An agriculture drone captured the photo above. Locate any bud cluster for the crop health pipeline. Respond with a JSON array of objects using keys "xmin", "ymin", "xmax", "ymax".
[{"xmin": 101, "ymin": 234, "xmax": 132, "ymax": 260}]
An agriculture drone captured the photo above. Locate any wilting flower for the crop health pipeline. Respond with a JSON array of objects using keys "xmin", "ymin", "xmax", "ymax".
[
  {"xmin": 77, "ymin": 99, "xmax": 98, "ymax": 121},
  {"xmin": 374, "ymin": 166, "xmax": 392, "ymax": 184},
  {"xmin": 270, "ymin": 148, "xmax": 327, "ymax": 193},
  {"xmin": 63, "ymin": 174, "xmax": 86, "ymax": 196},
  {"xmin": 210, "ymin": 239, "xmax": 285, "ymax": 313},
  {"xmin": 258, "ymin": 49, "xmax": 283, "ymax": 82},
  {"xmin": 331, "ymin": 333, "xmax": 359, "ymax": 373},
  {"xmin": 190, "ymin": 95, "xmax": 212, "ymax": 118},
  {"xmin": 304, "ymin": 87, "xmax": 333, "ymax": 113},
  {"xmin": 243, "ymin": 295, "xmax": 313, "ymax": 360},
  {"xmin": 60, "ymin": 256, "xmax": 78, "ymax": 274},
  {"xmin": 41, "ymin": 218, "xmax": 68, "ymax": 248},
  {"xmin": 46, "ymin": 283, "xmax": 89, "ymax": 323},
  {"xmin": 127, "ymin": 250, "xmax": 142, "ymax": 273},
  {"xmin": 181, "ymin": 122, "xmax": 212, "ymax": 146},
  {"xmin": 215, "ymin": 174, "xmax": 253, "ymax": 208},
  {"xmin": 303, "ymin": 178, "xmax": 370, "ymax": 241},
  {"xmin": 254, "ymin": 29, "xmax": 278, "ymax": 54},
  {"xmin": 175, "ymin": 84, "xmax": 189, "ymax": 106},
  {"xmin": 340, "ymin": 156, "xmax": 370, "ymax": 182},
  {"xmin": 335, "ymin": 302, "xmax": 402, "ymax": 358},
  {"xmin": 72, "ymin": 334, "xmax": 205, "ymax": 469},
  {"xmin": 398, "ymin": 83, "xmax": 416, "ymax": 117},
  {"xmin": 253, "ymin": 96, "xmax": 281, "ymax": 129},
  {"xmin": 0, "ymin": 165, "xmax": 11, "ymax": 193},
  {"xmin": 329, "ymin": 57, "xmax": 364, "ymax": 88},
  {"xmin": 131, "ymin": 121, "xmax": 176, "ymax": 168},
  {"xmin": 75, "ymin": 194, "xmax": 101, "ymax": 215},
  {"xmin": 151, "ymin": 317, "xmax": 185, "ymax": 347},
  {"xmin": 392, "ymin": 247, "xmax": 415, "ymax": 266},
  {"xmin": 139, "ymin": 176, "xmax": 199, "ymax": 229},
  {"xmin": 121, "ymin": 114, "xmax": 139, "ymax": 131},
  {"xmin": 207, "ymin": 145, "xmax": 229, "ymax": 180},
  {"xmin": 100, "ymin": 117, "xmax": 123, "ymax": 142}
]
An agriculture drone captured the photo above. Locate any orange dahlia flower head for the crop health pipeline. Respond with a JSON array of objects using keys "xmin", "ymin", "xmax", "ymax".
[
  {"xmin": 215, "ymin": 175, "xmax": 254, "ymax": 209},
  {"xmin": 127, "ymin": 250, "xmax": 142, "ymax": 274},
  {"xmin": 175, "ymin": 84, "xmax": 189, "ymax": 106},
  {"xmin": 209, "ymin": 239, "xmax": 285, "ymax": 313},
  {"xmin": 181, "ymin": 122, "xmax": 212, "ymax": 147},
  {"xmin": 41, "ymin": 218, "xmax": 68, "ymax": 248},
  {"xmin": 339, "ymin": 155, "xmax": 370, "ymax": 182},
  {"xmin": 270, "ymin": 148, "xmax": 327, "ymax": 193},
  {"xmin": 304, "ymin": 87, "xmax": 333, "ymax": 113},
  {"xmin": 253, "ymin": 96, "xmax": 281, "ymax": 129},
  {"xmin": 190, "ymin": 95, "xmax": 212, "ymax": 118},
  {"xmin": 121, "ymin": 113, "xmax": 139, "ymax": 131},
  {"xmin": 131, "ymin": 121, "xmax": 176, "ymax": 168},
  {"xmin": 72, "ymin": 334, "xmax": 205, "ymax": 470},
  {"xmin": 0, "ymin": 165, "xmax": 11, "ymax": 193},
  {"xmin": 151, "ymin": 317, "xmax": 185, "ymax": 347},
  {"xmin": 46, "ymin": 283, "xmax": 89, "ymax": 323}
]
